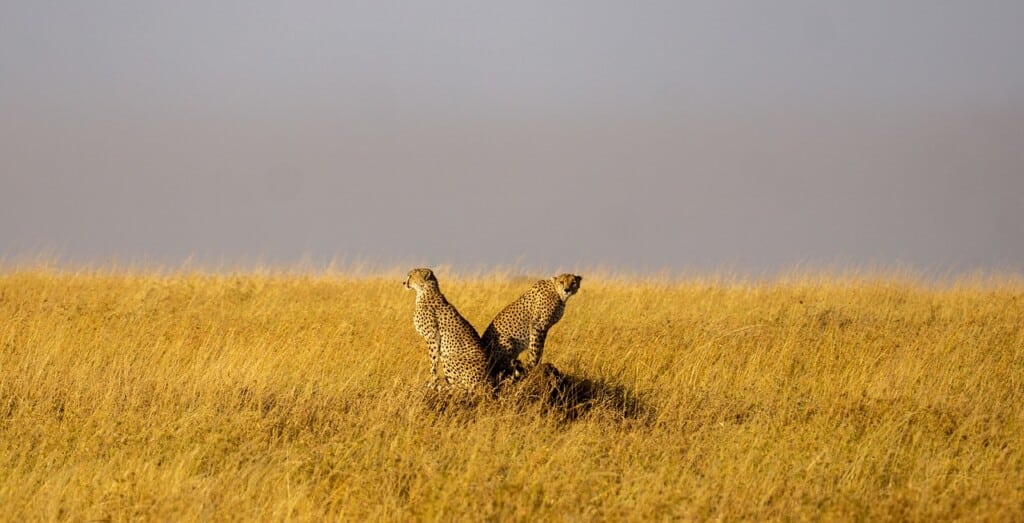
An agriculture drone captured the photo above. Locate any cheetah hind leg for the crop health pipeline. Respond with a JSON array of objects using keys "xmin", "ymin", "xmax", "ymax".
[{"xmin": 495, "ymin": 358, "xmax": 526, "ymax": 388}]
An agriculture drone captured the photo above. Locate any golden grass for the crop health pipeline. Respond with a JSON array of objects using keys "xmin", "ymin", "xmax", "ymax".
[{"xmin": 1, "ymin": 267, "xmax": 1022, "ymax": 521}]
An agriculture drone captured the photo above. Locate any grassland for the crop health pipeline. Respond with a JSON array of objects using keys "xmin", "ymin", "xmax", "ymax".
[{"xmin": 0, "ymin": 267, "xmax": 1022, "ymax": 521}]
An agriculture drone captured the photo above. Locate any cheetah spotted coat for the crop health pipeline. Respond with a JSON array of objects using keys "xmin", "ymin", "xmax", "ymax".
[
  {"xmin": 481, "ymin": 274, "xmax": 581, "ymax": 378},
  {"xmin": 405, "ymin": 268, "xmax": 491, "ymax": 391}
]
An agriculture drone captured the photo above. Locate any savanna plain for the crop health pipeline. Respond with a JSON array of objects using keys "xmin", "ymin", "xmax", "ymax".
[{"xmin": 1, "ymin": 266, "xmax": 1022, "ymax": 521}]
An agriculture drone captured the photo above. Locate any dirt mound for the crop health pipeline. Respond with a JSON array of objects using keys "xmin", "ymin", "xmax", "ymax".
[{"xmin": 499, "ymin": 363, "xmax": 648, "ymax": 421}]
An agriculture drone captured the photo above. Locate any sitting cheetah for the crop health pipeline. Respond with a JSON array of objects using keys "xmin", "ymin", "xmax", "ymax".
[
  {"xmin": 404, "ymin": 268, "xmax": 491, "ymax": 392},
  {"xmin": 481, "ymin": 273, "xmax": 582, "ymax": 380}
]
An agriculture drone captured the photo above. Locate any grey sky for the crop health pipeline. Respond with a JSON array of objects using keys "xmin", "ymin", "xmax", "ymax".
[{"xmin": 2, "ymin": 1, "xmax": 1023, "ymax": 273}]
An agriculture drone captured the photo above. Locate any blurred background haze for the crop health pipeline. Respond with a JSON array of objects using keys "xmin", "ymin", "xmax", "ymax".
[{"xmin": 2, "ymin": 1, "xmax": 1022, "ymax": 273}]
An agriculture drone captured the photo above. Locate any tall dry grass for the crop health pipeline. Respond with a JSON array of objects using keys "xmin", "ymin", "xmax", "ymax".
[{"xmin": 0, "ymin": 267, "xmax": 1022, "ymax": 520}]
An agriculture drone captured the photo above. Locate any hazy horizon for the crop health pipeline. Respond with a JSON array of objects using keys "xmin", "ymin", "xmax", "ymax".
[{"xmin": 3, "ymin": 2, "xmax": 1023, "ymax": 274}]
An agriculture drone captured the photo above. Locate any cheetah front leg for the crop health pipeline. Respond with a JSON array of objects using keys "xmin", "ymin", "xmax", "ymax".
[
  {"xmin": 424, "ymin": 318, "xmax": 444, "ymax": 390},
  {"xmin": 524, "ymin": 326, "xmax": 547, "ymax": 370}
]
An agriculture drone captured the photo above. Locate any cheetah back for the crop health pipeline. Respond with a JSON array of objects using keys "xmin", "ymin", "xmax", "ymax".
[
  {"xmin": 434, "ymin": 302, "xmax": 491, "ymax": 389},
  {"xmin": 481, "ymin": 280, "xmax": 564, "ymax": 364}
]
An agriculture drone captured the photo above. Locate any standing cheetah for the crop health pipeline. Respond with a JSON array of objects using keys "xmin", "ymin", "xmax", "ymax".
[
  {"xmin": 481, "ymin": 274, "xmax": 582, "ymax": 379},
  {"xmin": 404, "ymin": 268, "xmax": 491, "ymax": 392}
]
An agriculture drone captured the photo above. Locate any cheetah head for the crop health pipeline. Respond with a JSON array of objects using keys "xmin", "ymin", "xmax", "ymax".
[
  {"xmin": 404, "ymin": 268, "xmax": 439, "ymax": 292},
  {"xmin": 551, "ymin": 273, "xmax": 582, "ymax": 302}
]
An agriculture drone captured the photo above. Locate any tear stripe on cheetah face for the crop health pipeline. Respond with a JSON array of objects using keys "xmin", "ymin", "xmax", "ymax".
[
  {"xmin": 551, "ymin": 273, "xmax": 582, "ymax": 302},
  {"xmin": 404, "ymin": 267, "xmax": 438, "ymax": 292}
]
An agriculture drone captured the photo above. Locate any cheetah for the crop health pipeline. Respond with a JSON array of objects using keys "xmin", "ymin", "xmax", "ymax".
[
  {"xmin": 404, "ymin": 268, "xmax": 491, "ymax": 392},
  {"xmin": 481, "ymin": 273, "xmax": 582, "ymax": 380}
]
